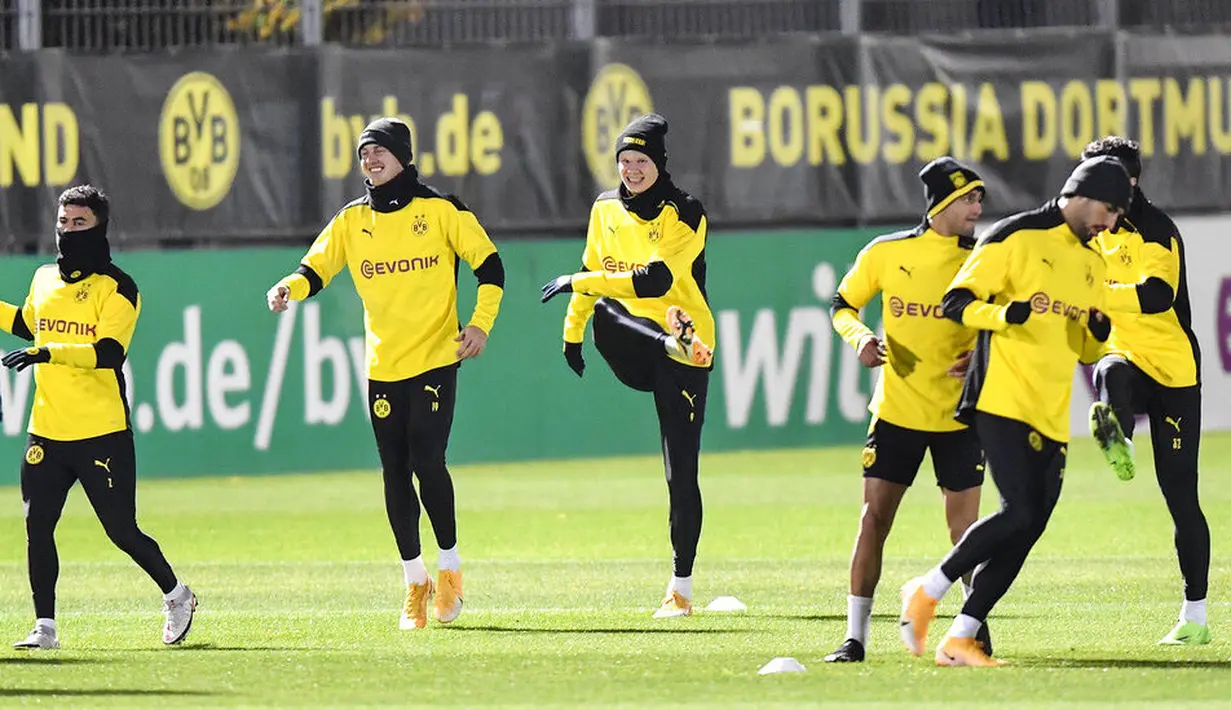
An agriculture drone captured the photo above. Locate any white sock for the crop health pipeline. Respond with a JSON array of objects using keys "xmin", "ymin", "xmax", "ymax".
[
  {"xmin": 163, "ymin": 582, "xmax": 188, "ymax": 602},
  {"xmin": 35, "ymin": 617, "xmax": 55, "ymax": 633},
  {"xmin": 846, "ymin": 595, "xmax": 874, "ymax": 646},
  {"xmin": 921, "ymin": 567, "xmax": 954, "ymax": 601},
  {"xmin": 402, "ymin": 556, "xmax": 429, "ymax": 586},
  {"xmin": 668, "ymin": 576, "xmax": 692, "ymax": 600},
  {"xmin": 1126, "ymin": 437, "xmax": 1135, "ymax": 458},
  {"xmin": 1181, "ymin": 598, "xmax": 1207, "ymax": 626},
  {"xmin": 663, "ymin": 337, "xmax": 684, "ymax": 358},
  {"xmin": 948, "ymin": 613, "xmax": 983, "ymax": 639},
  {"xmin": 961, "ymin": 581, "xmax": 974, "ymax": 601},
  {"xmin": 438, "ymin": 546, "xmax": 461, "ymax": 572}
]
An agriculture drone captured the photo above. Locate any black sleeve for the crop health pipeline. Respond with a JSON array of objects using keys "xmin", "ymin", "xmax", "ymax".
[
  {"xmin": 631, "ymin": 261, "xmax": 674, "ymax": 298},
  {"xmin": 473, "ymin": 253, "xmax": 505, "ymax": 288},
  {"xmin": 1136, "ymin": 277, "xmax": 1175, "ymax": 315},
  {"xmin": 829, "ymin": 292, "xmax": 857, "ymax": 316},
  {"xmin": 295, "ymin": 264, "xmax": 324, "ymax": 298},
  {"xmin": 10, "ymin": 310, "xmax": 33, "ymax": 341},
  {"xmin": 93, "ymin": 337, "xmax": 126, "ymax": 368},
  {"xmin": 941, "ymin": 288, "xmax": 978, "ymax": 324}
]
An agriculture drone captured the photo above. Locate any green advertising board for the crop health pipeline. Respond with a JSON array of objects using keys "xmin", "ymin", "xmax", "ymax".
[{"xmin": 0, "ymin": 228, "xmax": 891, "ymax": 483}]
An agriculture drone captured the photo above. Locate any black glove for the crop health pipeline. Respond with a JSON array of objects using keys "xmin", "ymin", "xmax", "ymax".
[
  {"xmin": 1087, "ymin": 307, "xmax": 1112, "ymax": 342},
  {"xmin": 563, "ymin": 341, "xmax": 585, "ymax": 377},
  {"xmin": 540, "ymin": 275, "xmax": 574, "ymax": 303},
  {"xmin": 1005, "ymin": 301, "xmax": 1032, "ymax": 325},
  {"xmin": 2, "ymin": 346, "xmax": 50, "ymax": 371}
]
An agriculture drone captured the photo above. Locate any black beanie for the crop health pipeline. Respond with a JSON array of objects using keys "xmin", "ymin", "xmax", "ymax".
[
  {"xmin": 1060, "ymin": 156, "xmax": 1132, "ymax": 213},
  {"xmin": 356, "ymin": 117, "xmax": 413, "ymax": 167},
  {"xmin": 919, "ymin": 156, "xmax": 984, "ymax": 218},
  {"xmin": 615, "ymin": 113, "xmax": 668, "ymax": 170}
]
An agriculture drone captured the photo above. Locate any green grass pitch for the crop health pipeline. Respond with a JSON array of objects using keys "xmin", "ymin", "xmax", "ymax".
[{"xmin": 1, "ymin": 434, "xmax": 1230, "ymax": 707}]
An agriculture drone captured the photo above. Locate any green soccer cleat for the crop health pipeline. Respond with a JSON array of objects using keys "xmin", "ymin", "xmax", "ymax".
[
  {"xmin": 1089, "ymin": 402, "xmax": 1136, "ymax": 481},
  {"xmin": 1158, "ymin": 620, "xmax": 1211, "ymax": 646}
]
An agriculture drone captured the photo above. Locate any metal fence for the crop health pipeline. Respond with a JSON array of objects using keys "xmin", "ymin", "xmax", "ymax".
[{"xmin": 1, "ymin": 0, "xmax": 1229, "ymax": 50}]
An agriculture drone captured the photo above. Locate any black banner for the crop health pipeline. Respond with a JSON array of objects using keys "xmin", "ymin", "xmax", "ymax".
[{"xmin": 1, "ymin": 32, "xmax": 1230, "ymax": 248}]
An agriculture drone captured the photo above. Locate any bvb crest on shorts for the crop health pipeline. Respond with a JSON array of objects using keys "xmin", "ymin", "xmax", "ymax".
[
  {"xmin": 372, "ymin": 396, "xmax": 391, "ymax": 419},
  {"xmin": 861, "ymin": 445, "xmax": 877, "ymax": 469},
  {"xmin": 1028, "ymin": 430, "xmax": 1043, "ymax": 452},
  {"xmin": 25, "ymin": 444, "xmax": 44, "ymax": 465}
]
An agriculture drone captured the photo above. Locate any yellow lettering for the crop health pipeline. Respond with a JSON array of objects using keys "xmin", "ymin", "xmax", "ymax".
[
  {"xmin": 1095, "ymin": 79, "xmax": 1128, "ymax": 138},
  {"xmin": 767, "ymin": 87, "xmax": 804, "ymax": 167},
  {"xmin": 729, "ymin": 88, "xmax": 765, "ymax": 168},
  {"xmin": 915, "ymin": 82, "xmax": 949, "ymax": 161},
  {"xmin": 970, "ymin": 83, "xmax": 1009, "ymax": 161},
  {"xmin": 951, "ymin": 84, "xmax": 968, "ymax": 160},
  {"xmin": 805, "ymin": 86, "xmax": 844, "ymax": 165},
  {"xmin": 1059, "ymin": 80, "xmax": 1094, "ymax": 157},
  {"xmin": 470, "ymin": 111, "xmax": 502, "ymax": 175},
  {"xmin": 1129, "ymin": 78, "xmax": 1162, "ymax": 156},
  {"xmin": 437, "ymin": 94, "xmax": 470, "ymax": 176},
  {"xmin": 1020, "ymin": 81, "xmax": 1056, "ymax": 160},
  {"xmin": 844, "ymin": 85, "xmax": 879, "ymax": 164},
  {"xmin": 881, "ymin": 83, "xmax": 913, "ymax": 164},
  {"xmin": 41, "ymin": 103, "xmax": 78, "ymax": 186},
  {"xmin": 1209, "ymin": 77, "xmax": 1231, "ymax": 154},
  {"xmin": 768, "ymin": 86, "xmax": 807, "ymax": 167},
  {"xmin": 1164, "ymin": 77, "xmax": 1206, "ymax": 156},
  {"xmin": 0, "ymin": 103, "xmax": 40, "ymax": 187}
]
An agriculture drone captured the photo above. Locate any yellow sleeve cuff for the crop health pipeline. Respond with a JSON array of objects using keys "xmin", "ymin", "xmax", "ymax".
[
  {"xmin": 570, "ymin": 271, "xmax": 637, "ymax": 299},
  {"xmin": 467, "ymin": 284, "xmax": 503, "ymax": 335},
  {"xmin": 279, "ymin": 273, "xmax": 311, "ymax": 301},
  {"xmin": 564, "ymin": 292, "xmax": 599, "ymax": 343},
  {"xmin": 830, "ymin": 308, "xmax": 875, "ymax": 351},
  {"xmin": 46, "ymin": 343, "xmax": 97, "ymax": 368},
  {"xmin": 961, "ymin": 302, "xmax": 1009, "ymax": 332},
  {"xmin": 0, "ymin": 302, "xmax": 18, "ymax": 335}
]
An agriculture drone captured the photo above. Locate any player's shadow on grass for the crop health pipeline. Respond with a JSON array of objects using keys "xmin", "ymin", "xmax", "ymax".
[
  {"xmin": 0, "ymin": 689, "xmax": 217, "ymax": 697},
  {"xmin": 448, "ymin": 625, "xmax": 751, "ymax": 635},
  {"xmin": 1023, "ymin": 658, "xmax": 1231, "ymax": 670},
  {"xmin": 764, "ymin": 613, "xmax": 1031, "ymax": 622},
  {"xmin": 0, "ymin": 657, "xmax": 104, "ymax": 666}
]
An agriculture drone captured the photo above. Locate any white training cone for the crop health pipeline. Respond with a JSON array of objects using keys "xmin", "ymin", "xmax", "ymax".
[
  {"xmin": 758, "ymin": 657, "xmax": 807, "ymax": 675},
  {"xmin": 705, "ymin": 596, "xmax": 747, "ymax": 613}
]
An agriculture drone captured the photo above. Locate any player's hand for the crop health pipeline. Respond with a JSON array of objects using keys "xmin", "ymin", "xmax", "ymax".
[
  {"xmin": 857, "ymin": 335, "xmax": 886, "ymax": 368},
  {"xmin": 1005, "ymin": 300, "xmax": 1032, "ymax": 325},
  {"xmin": 563, "ymin": 341, "xmax": 585, "ymax": 377},
  {"xmin": 267, "ymin": 283, "xmax": 290, "ymax": 313},
  {"xmin": 1087, "ymin": 307, "xmax": 1112, "ymax": 342},
  {"xmin": 2, "ymin": 346, "xmax": 49, "ymax": 371},
  {"xmin": 455, "ymin": 325, "xmax": 488, "ymax": 360},
  {"xmin": 948, "ymin": 349, "xmax": 974, "ymax": 378},
  {"xmin": 540, "ymin": 275, "xmax": 574, "ymax": 303}
]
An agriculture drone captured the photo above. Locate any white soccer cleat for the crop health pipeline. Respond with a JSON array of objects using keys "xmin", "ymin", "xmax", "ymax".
[
  {"xmin": 14, "ymin": 624, "xmax": 59, "ymax": 650},
  {"xmin": 162, "ymin": 588, "xmax": 197, "ymax": 645}
]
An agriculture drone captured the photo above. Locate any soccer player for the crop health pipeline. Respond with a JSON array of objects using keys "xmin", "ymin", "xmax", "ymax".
[
  {"xmin": 1080, "ymin": 136, "xmax": 1211, "ymax": 645},
  {"xmin": 898, "ymin": 156, "xmax": 1131, "ymax": 666},
  {"xmin": 823, "ymin": 157, "xmax": 989, "ymax": 663},
  {"xmin": 4, "ymin": 185, "xmax": 196, "ymax": 650},
  {"xmin": 266, "ymin": 117, "xmax": 504, "ymax": 630},
  {"xmin": 539, "ymin": 113, "xmax": 713, "ymax": 618}
]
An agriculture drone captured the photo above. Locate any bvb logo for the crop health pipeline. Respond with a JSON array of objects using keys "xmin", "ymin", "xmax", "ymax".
[
  {"xmin": 159, "ymin": 71, "xmax": 241, "ymax": 211},
  {"xmin": 373, "ymin": 397, "xmax": 391, "ymax": 420},
  {"xmin": 74, "ymin": 284, "xmax": 90, "ymax": 303},
  {"xmin": 647, "ymin": 224, "xmax": 661, "ymax": 243},
  {"xmin": 582, "ymin": 63, "xmax": 653, "ymax": 190},
  {"xmin": 1119, "ymin": 249, "xmax": 1133, "ymax": 266},
  {"xmin": 949, "ymin": 171, "xmax": 968, "ymax": 188},
  {"xmin": 25, "ymin": 444, "xmax": 44, "ymax": 465},
  {"xmin": 1028, "ymin": 431, "xmax": 1043, "ymax": 452},
  {"xmin": 861, "ymin": 446, "xmax": 877, "ymax": 469},
  {"xmin": 412, "ymin": 216, "xmax": 429, "ymax": 236}
]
